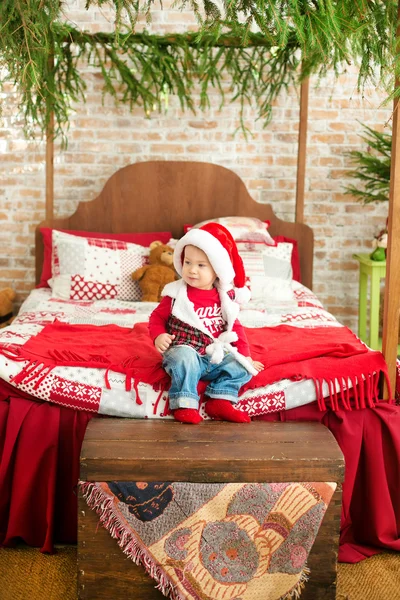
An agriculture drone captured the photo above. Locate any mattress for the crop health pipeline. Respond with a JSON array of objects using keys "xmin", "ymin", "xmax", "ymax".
[{"xmin": 0, "ymin": 281, "xmax": 343, "ymax": 419}]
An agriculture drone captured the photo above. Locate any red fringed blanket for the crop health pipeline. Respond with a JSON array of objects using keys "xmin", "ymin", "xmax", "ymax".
[{"xmin": 5, "ymin": 321, "xmax": 391, "ymax": 411}]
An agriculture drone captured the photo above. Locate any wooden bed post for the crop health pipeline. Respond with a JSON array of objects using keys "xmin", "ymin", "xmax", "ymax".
[
  {"xmin": 46, "ymin": 110, "xmax": 54, "ymax": 222},
  {"xmin": 382, "ymin": 0, "xmax": 400, "ymax": 398},
  {"xmin": 295, "ymin": 76, "xmax": 309, "ymax": 224},
  {"xmin": 45, "ymin": 50, "xmax": 54, "ymax": 222}
]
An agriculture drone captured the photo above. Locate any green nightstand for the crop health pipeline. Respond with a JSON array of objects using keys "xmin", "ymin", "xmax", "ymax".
[{"xmin": 353, "ymin": 253, "xmax": 386, "ymax": 350}]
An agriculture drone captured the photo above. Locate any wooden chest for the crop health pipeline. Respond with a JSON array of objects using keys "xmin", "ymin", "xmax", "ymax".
[{"xmin": 78, "ymin": 419, "xmax": 344, "ymax": 600}]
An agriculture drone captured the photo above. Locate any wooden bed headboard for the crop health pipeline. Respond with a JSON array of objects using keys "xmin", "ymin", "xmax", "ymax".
[{"xmin": 35, "ymin": 161, "xmax": 314, "ymax": 289}]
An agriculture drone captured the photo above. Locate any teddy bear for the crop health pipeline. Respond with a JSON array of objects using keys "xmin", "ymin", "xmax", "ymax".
[
  {"xmin": 0, "ymin": 288, "xmax": 16, "ymax": 328},
  {"xmin": 132, "ymin": 241, "xmax": 178, "ymax": 302}
]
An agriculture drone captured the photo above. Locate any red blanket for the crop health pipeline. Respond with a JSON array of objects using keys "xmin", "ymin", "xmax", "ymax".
[
  {"xmin": 4, "ymin": 321, "xmax": 392, "ymax": 410},
  {"xmin": 245, "ymin": 325, "xmax": 392, "ymax": 409}
]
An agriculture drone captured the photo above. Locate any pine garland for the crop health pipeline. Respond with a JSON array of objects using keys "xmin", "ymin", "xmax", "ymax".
[{"xmin": 0, "ymin": 1, "xmax": 398, "ymax": 140}]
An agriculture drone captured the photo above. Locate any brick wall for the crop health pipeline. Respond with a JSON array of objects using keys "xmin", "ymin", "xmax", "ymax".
[{"xmin": 0, "ymin": 1, "xmax": 390, "ymax": 332}]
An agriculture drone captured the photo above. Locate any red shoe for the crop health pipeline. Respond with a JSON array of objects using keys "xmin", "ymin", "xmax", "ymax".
[
  {"xmin": 205, "ymin": 399, "xmax": 250, "ymax": 423},
  {"xmin": 173, "ymin": 408, "xmax": 203, "ymax": 424}
]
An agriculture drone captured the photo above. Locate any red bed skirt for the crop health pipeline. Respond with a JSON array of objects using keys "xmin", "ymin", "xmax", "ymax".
[
  {"xmin": 0, "ymin": 381, "xmax": 93, "ymax": 553},
  {"xmin": 1, "ymin": 380, "xmax": 400, "ymax": 563}
]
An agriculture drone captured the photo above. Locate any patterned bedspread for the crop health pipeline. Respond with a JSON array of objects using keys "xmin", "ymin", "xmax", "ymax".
[
  {"xmin": 80, "ymin": 480, "xmax": 336, "ymax": 600},
  {"xmin": 0, "ymin": 282, "xmax": 343, "ymax": 418}
]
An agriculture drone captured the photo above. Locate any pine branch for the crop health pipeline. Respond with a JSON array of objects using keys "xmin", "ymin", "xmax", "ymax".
[
  {"xmin": 1, "ymin": 0, "xmax": 399, "ymax": 140},
  {"xmin": 344, "ymin": 122, "xmax": 392, "ymax": 204}
]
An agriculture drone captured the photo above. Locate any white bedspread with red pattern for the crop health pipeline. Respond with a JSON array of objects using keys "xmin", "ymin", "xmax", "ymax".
[{"xmin": 0, "ymin": 282, "xmax": 345, "ymax": 419}]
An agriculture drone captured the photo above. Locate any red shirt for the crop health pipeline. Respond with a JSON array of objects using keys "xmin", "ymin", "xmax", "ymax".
[{"xmin": 149, "ymin": 285, "xmax": 250, "ymax": 356}]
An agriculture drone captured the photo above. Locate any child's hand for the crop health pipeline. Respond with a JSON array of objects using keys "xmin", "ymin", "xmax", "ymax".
[
  {"xmin": 248, "ymin": 357, "xmax": 264, "ymax": 372},
  {"xmin": 155, "ymin": 333, "xmax": 175, "ymax": 353}
]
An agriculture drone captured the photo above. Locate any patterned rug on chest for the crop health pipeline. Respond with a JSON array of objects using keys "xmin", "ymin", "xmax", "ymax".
[{"xmin": 80, "ymin": 480, "xmax": 336, "ymax": 600}]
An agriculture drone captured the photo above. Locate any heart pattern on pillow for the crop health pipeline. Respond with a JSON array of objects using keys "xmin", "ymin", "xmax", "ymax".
[{"xmin": 70, "ymin": 275, "xmax": 118, "ymax": 301}]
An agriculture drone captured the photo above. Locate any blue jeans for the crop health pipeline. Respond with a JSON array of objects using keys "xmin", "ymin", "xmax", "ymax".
[{"xmin": 162, "ymin": 345, "xmax": 252, "ymax": 410}]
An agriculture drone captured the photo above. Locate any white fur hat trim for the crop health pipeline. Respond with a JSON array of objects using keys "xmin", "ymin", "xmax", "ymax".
[{"xmin": 174, "ymin": 229, "xmax": 235, "ymax": 286}]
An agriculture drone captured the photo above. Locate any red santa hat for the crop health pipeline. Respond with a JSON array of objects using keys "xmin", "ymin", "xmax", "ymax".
[{"xmin": 173, "ymin": 222, "xmax": 248, "ymax": 292}]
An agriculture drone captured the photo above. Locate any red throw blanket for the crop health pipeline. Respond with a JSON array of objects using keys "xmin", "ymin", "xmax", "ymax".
[
  {"xmin": 4, "ymin": 321, "xmax": 391, "ymax": 410},
  {"xmin": 245, "ymin": 325, "xmax": 391, "ymax": 409}
]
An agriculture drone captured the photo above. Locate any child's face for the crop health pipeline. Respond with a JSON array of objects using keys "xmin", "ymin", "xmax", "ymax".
[{"xmin": 182, "ymin": 245, "xmax": 217, "ymax": 290}]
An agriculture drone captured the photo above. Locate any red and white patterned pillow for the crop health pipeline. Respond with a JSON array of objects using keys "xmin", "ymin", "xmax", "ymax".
[
  {"xmin": 189, "ymin": 216, "xmax": 275, "ymax": 245},
  {"xmin": 236, "ymin": 241, "xmax": 294, "ymax": 302},
  {"xmin": 50, "ymin": 231, "xmax": 149, "ymax": 301},
  {"xmin": 236, "ymin": 241, "xmax": 293, "ymax": 280},
  {"xmin": 167, "ymin": 237, "xmax": 294, "ymax": 302}
]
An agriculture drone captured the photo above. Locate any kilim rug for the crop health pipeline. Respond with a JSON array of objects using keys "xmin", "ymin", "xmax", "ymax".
[{"xmin": 80, "ymin": 480, "xmax": 336, "ymax": 600}]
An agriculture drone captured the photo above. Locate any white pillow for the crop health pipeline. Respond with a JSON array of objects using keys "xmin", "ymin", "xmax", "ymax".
[
  {"xmin": 248, "ymin": 275, "xmax": 294, "ymax": 302},
  {"xmin": 50, "ymin": 230, "xmax": 149, "ymax": 301}
]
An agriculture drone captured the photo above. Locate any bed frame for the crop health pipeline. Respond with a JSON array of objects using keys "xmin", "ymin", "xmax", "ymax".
[
  {"xmin": 35, "ymin": 160, "xmax": 314, "ymax": 289},
  {"xmin": 34, "ymin": 160, "xmax": 335, "ymax": 599}
]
